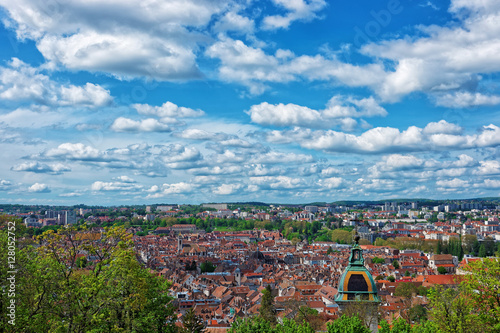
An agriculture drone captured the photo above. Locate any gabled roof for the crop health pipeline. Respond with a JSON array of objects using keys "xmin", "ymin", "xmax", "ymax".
[{"xmin": 420, "ymin": 274, "xmax": 461, "ymax": 286}]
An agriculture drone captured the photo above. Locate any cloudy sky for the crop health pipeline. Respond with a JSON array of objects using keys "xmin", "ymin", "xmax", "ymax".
[{"xmin": 0, "ymin": 0, "xmax": 499, "ymax": 205}]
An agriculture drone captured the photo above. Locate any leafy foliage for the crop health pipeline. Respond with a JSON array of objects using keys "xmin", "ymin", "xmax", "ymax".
[
  {"xmin": 427, "ymin": 285, "xmax": 482, "ymax": 333},
  {"xmin": 259, "ymin": 285, "xmax": 276, "ymax": 325},
  {"xmin": 394, "ymin": 282, "xmax": 426, "ymax": 323},
  {"xmin": 0, "ymin": 223, "xmax": 177, "ymax": 333},
  {"xmin": 295, "ymin": 306, "xmax": 323, "ymax": 331},
  {"xmin": 379, "ymin": 318, "xmax": 437, "ymax": 333},
  {"xmin": 337, "ymin": 302, "xmax": 379, "ymax": 330},
  {"xmin": 228, "ymin": 316, "xmax": 314, "ymax": 333},
  {"xmin": 460, "ymin": 258, "xmax": 500, "ymax": 331},
  {"xmin": 200, "ymin": 261, "xmax": 216, "ymax": 273},
  {"xmin": 382, "ymin": 258, "xmax": 500, "ymax": 333},
  {"xmin": 329, "ymin": 229, "xmax": 354, "ymax": 244},
  {"xmin": 181, "ymin": 308, "xmax": 205, "ymax": 333},
  {"xmin": 409, "ymin": 304, "xmax": 427, "ymax": 324},
  {"xmin": 371, "ymin": 256, "xmax": 385, "ymax": 264},
  {"xmin": 326, "ymin": 315, "xmax": 370, "ymax": 333}
]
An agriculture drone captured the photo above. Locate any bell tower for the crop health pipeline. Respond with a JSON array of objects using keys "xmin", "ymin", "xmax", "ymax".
[
  {"xmin": 177, "ymin": 235, "xmax": 182, "ymax": 255},
  {"xmin": 235, "ymin": 268, "xmax": 241, "ymax": 286},
  {"xmin": 335, "ymin": 232, "xmax": 380, "ymax": 332}
]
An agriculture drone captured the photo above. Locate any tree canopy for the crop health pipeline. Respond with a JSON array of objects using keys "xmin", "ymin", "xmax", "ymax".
[
  {"xmin": 326, "ymin": 315, "xmax": 370, "ymax": 333},
  {"xmin": 0, "ymin": 222, "xmax": 177, "ymax": 332},
  {"xmin": 259, "ymin": 285, "xmax": 277, "ymax": 325},
  {"xmin": 228, "ymin": 317, "xmax": 315, "ymax": 333},
  {"xmin": 460, "ymin": 258, "xmax": 500, "ymax": 331},
  {"xmin": 181, "ymin": 308, "xmax": 206, "ymax": 333}
]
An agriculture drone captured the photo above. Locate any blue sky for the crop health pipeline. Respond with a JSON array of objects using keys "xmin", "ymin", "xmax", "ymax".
[{"xmin": 0, "ymin": 0, "xmax": 500, "ymax": 205}]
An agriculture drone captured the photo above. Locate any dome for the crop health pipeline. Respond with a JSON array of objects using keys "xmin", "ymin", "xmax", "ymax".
[{"xmin": 335, "ymin": 236, "xmax": 380, "ymax": 303}]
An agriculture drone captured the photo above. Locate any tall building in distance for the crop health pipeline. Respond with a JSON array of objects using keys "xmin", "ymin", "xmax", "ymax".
[
  {"xmin": 59, "ymin": 210, "xmax": 77, "ymax": 225},
  {"xmin": 202, "ymin": 203, "xmax": 228, "ymax": 210},
  {"xmin": 45, "ymin": 210, "xmax": 76, "ymax": 225}
]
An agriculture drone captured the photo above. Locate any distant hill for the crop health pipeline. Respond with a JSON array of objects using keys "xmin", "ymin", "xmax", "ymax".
[
  {"xmin": 1, "ymin": 197, "xmax": 498, "ymax": 211},
  {"xmin": 227, "ymin": 202, "xmax": 270, "ymax": 207}
]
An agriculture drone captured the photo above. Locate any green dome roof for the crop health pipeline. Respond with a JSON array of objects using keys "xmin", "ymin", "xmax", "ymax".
[{"xmin": 335, "ymin": 235, "xmax": 380, "ymax": 303}]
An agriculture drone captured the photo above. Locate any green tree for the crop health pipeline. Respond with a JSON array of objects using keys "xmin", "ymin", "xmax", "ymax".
[
  {"xmin": 379, "ymin": 318, "xmax": 437, "ymax": 333},
  {"xmin": 394, "ymin": 282, "xmax": 419, "ymax": 323},
  {"xmin": 330, "ymin": 229, "xmax": 353, "ymax": 244},
  {"xmin": 181, "ymin": 308, "xmax": 206, "ymax": 333},
  {"xmin": 483, "ymin": 237, "xmax": 495, "ymax": 256},
  {"xmin": 436, "ymin": 240, "xmax": 443, "ymax": 254},
  {"xmin": 327, "ymin": 315, "xmax": 370, "ymax": 333},
  {"xmin": 437, "ymin": 266, "xmax": 447, "ymax": 274},
  {"xmin": 200, "ymin": 261, "xmax": 216, "ymax": 273},
  {"xmin": 75, "ymin": 256, "xmax": 87, "ymax": 268},
  {"xmin": 462, "ymin": 234, "xmax": 477, "ymax": 254},
  {"xmin": 372, "ymin": 257, "xmax": 385, "ymax": 264},
  {"xmin": 260, "ymin": 285, "xmax": 276, "ymax": 325},
  {"xmin": 416, "ymin": 286, "xmax": 428, "ymax": 297},
  {"xmin": 295, "ymin": 306, "xmax": 323, "ymax": 331},
  {"xmin": 278, "ymin": 318, "xmax": 315, "ymax": 333},
  {"xmin": 428, "ymin": 285, "xmax": 481, "ymax": 333},
  {"xmin": 229, "ymin": 315, "xmax": 273, "ymax": 332},
  {"xmin": 0, "ymin": 224, "xmax": 177, "ymax": 333},
  {"xmin": 387, "ymin": 276, "xmax": 395, "ymax": 282},
  {"xmin": 461, "ymin": 258, "xmax": 500, "ymax": 331},
  {"xmin": 338, "ymin": 300, "xmax": 379, "ymax": 329},
  {"xmin": 478, "ymin": 244, "xmax": 487, "ymax": 257},
  {"xmin": 472, "ymin": 239, "xmax": 481, "ymax": 256},
  {"xmin": 409, "ymin": 304, "xmax": 428, "ymax": 323},
  {"xmin": 392, "ymin": 260, "xmax": 400, "ymax": 269},
  {"xmin": 379, "ymin": 318, "xmax": 412, "ymax": 333},
  {"xmin": 228, "ymin": 317, "xmax": 314, "ymax": 333}
]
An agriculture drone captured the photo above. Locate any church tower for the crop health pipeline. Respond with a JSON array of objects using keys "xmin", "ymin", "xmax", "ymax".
[
  {"xmin": 335, "ymin": 232, "xmax": 380, "ymax": 332},
  {"xmin": 235, "ymin": 267, "xmax": 241, "ymax": 286},
  {"xmin": 177, "ymin": 235, "xmax": 182, "ymax": 255}
]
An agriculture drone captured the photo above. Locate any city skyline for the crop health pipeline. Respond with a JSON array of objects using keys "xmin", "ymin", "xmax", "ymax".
[{"xmin": 0, "ymin": 0, "xmax": 500, "ymax": 205}]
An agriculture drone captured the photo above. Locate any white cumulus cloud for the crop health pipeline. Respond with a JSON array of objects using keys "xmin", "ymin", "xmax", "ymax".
[
  {"xmin": 265, "ymin": 123, "xmax": 500, "ymax": 153},
  {"xmin": 214, "ymin": 183, "xmax": 243, "ymax": 195},
  {"xmin": 28, "ymin": 182, "xmax": 50, "ymax": 193},
  {"xmin": 435, "ymin": 91, "xmax": 500, "ymax": 108},
  {"xmin": 110, "ymin": 117, "xmax": 172, "ymax": 132},
  {"xmin": 262, "ymin": 0, "xmax": 327, "ymax": 30},
  {"xmin": 436, "ymin": 178, "xmax": 469, "ymax": 188},
  {"xmin": 0, "ymin": 58, "xmax": 112, "ymax": 107},
  {"xmin": 246, "ymin": 96, "xmax": 386, "ymax": 129},
  {"xmin": 11, "ymin": 161, "xmax": 71, "ymax": 174},
  {"xmin": 0, "ymin": 0, "xmax": 227, "ymax": 80},
  {"xmin": 133, "ymin": 101, "xmax": 204, "ymax": 119},
  {"xmin": 45, "ymin": 143, "xmax": 103, "ymax": 161}
]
